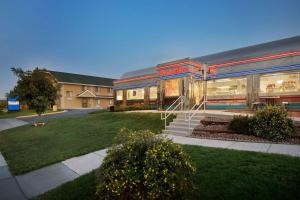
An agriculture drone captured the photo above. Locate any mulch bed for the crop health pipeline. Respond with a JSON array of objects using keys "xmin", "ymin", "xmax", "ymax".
[{"xmin": 192, "ymin": 118, "xmax": 300, "ymax": 145}]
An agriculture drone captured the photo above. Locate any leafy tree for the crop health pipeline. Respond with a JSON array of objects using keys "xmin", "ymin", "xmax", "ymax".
[{"xmin": 9, "ymin": 67, "xmax": 58, "ymax": 118}]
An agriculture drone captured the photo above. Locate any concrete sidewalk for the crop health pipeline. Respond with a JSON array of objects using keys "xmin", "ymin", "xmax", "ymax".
[
  {"xmin": 165, "ymin": 134, "xmax": 300, "ymax": 157},
  {"xmin": 0, "ymin": 153, "xmax": 26, "ymax": 200},
  {"xmin": 15, "ymin": 149, "xmax": 108, "ymax": 199},
  {"xmin": 0, "ymin": 119, "xmax": 28, "ymax": 132}
]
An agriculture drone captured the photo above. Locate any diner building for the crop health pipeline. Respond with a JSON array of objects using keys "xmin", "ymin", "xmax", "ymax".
[{"xmin": 113, "ymin": 36, "xmax": 300, "ymax": 110}]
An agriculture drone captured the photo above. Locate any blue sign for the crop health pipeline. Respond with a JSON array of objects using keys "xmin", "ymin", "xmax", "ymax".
[{"xmin": 7, "ymin": 97, "xmax": 20, "ymax": 111}]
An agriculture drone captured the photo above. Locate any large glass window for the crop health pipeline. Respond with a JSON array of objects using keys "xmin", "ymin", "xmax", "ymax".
[
  {"xmin": 116, "ymin": 90, "xmax": 123, "ymax": 100},
  {"xmin": 127, "ymin": 88, "xmax": 144, "ymax": 100},
  {"xmin": 260, "ymin": 72, "xmax": 300, "ymax": 95},
  {"xmin": 207, "ymin": 77, "xmax": 247, "ymax": 96},
  {"xmin": 149, "ymin": 87, "xmax": 158, "ymax": 100},
  {"xmin": 165, "ymin": 78, "xmax": 180, "ymax": 97}
]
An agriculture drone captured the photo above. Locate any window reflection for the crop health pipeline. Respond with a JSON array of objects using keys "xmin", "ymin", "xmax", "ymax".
[
  {"xmin": 207, "ymin": 77, "xmax": 247, "ymax": 96},
  {"xmin": 260, "ymin": 72, "xmax": 300, "ymax": 95}
]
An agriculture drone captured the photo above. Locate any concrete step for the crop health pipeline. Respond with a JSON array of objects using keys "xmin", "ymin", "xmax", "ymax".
[
  {"xmin": 173, "ymin": 119, "xmax": 201, "ymax": 124},
  {"xmin": 162, "ymin": 129, "xmax": 190, "ymax": 136},
  {"xmin": 176, "ymin": 115, "xmax": 204, "ymax": 121},
  {"xmin": 170, "ymin": 121, "xmax": 199, "ymax": 127},
  {"xmin": 166, "ymin": 125, "xmax": 195, "ymax": 132}
]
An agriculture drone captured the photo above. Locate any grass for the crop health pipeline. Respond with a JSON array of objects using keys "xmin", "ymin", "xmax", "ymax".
[
  {"xmin": 33, "ymin": 145, "xmax": 300, "ymax": 200},
  {"xmin": 0, "ymin": 112, "xmax": 172, "ymax": 175},
  {"xmin": 0, "ymin": 109, "xmax": 57, "ymax": 119}
]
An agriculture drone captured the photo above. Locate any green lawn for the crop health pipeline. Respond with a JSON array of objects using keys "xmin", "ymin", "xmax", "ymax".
[
  {"xmin": 33, "ymin": 145, "xmax": 300, "ymax": 200},
  {"xmin": 0, "ymin": 109, "xmax": 56, "ymax": 119},
  {"xmin": 0, "ymin": 112, "xmax": 171, "ymax": 175}
]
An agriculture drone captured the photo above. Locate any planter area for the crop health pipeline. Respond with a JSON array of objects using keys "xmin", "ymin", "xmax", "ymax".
[{"xmin": 192, "ymin": 116, "xmax": 300, "ymax": 145}]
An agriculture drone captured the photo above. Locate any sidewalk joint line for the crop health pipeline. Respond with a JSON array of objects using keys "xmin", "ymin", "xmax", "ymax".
[
  {"xmin": 60, "ymin": 162, "xmax": 80, "ymax": 176},
  {"xmin": 266, "ymin": 144, "xmax": 272, "ymax": 153}
]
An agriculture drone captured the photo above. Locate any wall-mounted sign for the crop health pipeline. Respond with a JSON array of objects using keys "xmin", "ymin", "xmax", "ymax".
[
  {"xmin": 208, "ymin": 66, "xmax": 217, "ymax": 75},
  {"xmin": 159, "ymin": 67, "xmax": 188, "ymax": 76},
  {"xmin": 7, "ymin": 97, "xmax": 20, "ymax": 111}
]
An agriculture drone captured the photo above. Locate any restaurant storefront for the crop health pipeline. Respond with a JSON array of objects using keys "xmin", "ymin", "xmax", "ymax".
[{"xmin": 113, "ymin": 36, "xmax": 300, "ymax": 110}]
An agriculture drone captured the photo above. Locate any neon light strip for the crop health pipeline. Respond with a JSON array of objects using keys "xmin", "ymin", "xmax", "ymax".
[{"xmin": 209, "ymin": 50, "xmax": 300, "ymax": 68}]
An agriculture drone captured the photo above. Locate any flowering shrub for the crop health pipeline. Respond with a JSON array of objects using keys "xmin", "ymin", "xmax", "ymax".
[
  {"xmin": 96, "ymin": 128, "xmax": 196, "ymax": 199},
  {"xmin": 252, "ymin": 106, "xmax": 295, "ymax": 141}
]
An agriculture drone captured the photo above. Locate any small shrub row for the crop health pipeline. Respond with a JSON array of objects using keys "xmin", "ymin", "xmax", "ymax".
[
  {"xmin": 114, "ymin": 104, "xmax": 155, "ymax": 112},
  {"xmin": 228, "ymin": 115, "xmax": 254, "ymax": 135},
  {"xmin": 96, "ymin": 128, "xmax": 196, "ymax": 199},
  {"xmin": 228, "ymin": 106, "xmax": 295, "ymax": 141}
]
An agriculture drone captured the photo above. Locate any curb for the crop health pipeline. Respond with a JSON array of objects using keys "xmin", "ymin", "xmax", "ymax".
[{"xmin": 16, "ymin": 110, "xmax": 67, "ymax": 119}]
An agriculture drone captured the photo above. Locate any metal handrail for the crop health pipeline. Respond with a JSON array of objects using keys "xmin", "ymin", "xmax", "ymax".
[
  {"xmin": 161, "ymin": 96, "xmax": 185, "ymax": 128},
  {"xmin": 186, "ymin": 97, "xmax": 206, "ymax": 134}
]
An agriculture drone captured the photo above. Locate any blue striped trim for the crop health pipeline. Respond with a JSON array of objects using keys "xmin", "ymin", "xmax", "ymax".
[
  {"xmin": 113, "ymin": 82, "xmax": 157, "ymax": 90},
  {"xmin": 287, "ymin": 104, "xmax": 300, "ymax": 109}
]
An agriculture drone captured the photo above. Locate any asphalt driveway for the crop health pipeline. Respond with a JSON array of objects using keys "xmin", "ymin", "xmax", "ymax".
[{"xmin": 19, "ymin": 109, "xmax": 100, "ymax": 124}]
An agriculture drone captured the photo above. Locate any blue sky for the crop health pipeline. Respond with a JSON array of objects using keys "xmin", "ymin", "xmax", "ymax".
[{"xmin": 1, "ymin": 0, "xmax": 300, "ymax": 98}]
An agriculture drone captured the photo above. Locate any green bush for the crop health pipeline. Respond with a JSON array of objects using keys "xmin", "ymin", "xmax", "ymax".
[
  {"xmin": 0, "ymin": 100, "xmax": 7, "ymax": 111},
  {"xmin": 252, "ymin": 106, "xmax": 295, "ymax": 141},
  {"xmin": 115, "ymin": 104, "xmax": 154, "ymax": 112},
  {"xmin": 96, "ymin": 128, "xmax": 196, "ymax": 199},
  {"xmin": 228, "ymin": 115, "xmax": 254, "ymax": 135}
]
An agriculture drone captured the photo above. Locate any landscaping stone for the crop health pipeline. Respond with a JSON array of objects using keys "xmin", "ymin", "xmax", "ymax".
[
  {"xmin": 16, "ymin": 163, "xmax": 79, "ymax": 198},
  {"xmin": 62, "ymin": 152, "xmax": 105, "ymax": 175}
]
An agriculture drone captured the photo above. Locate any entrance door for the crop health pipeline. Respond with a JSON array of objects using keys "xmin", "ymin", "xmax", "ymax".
[
  {"xmin": 189, "ymin": 79, "xmax": 203, "ymax": 106},
  {"xmin": 82, "ymin": 98, "xmax": 88, "ymax": 108}
]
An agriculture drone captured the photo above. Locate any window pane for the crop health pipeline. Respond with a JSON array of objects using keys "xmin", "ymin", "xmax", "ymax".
[
  {"xmin": 260, "ymin": 72, "xmax": 300, "ymax": 94},
  {"xmin": 207, "ymin": 77, "xmax": 247, "ymax": 96},
  {"xmin": 165, "ymin": 78, "xmax": 180, "ymax": 97},
  {"xmin": 149, "ymin": 87, "xmax": 158, "ymax": 100},
  {"xmin": 116, "ymin": 90, "xmax": 123, "ymax": 100},
  {"xmin": 127, "ymin": 88, "xmax": 144, "ymax": 100}
]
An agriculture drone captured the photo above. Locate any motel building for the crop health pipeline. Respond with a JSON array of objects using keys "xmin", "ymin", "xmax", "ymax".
[
  {"xmin": 45, "ymin": 71, "xmax": 114, "ymax": 109},
  {"xmin": 113, "ymin": 36, "xmax": 300, "ymax": 111}
]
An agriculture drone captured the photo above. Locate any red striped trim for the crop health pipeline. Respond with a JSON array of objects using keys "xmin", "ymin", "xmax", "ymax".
[{"xmin": 209, "ymin": 50, "xmax": 300, "ymax": 68}]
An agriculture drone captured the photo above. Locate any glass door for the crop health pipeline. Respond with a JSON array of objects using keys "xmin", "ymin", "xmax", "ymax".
[{"xmin": 189, "ymin": 79, "xmax": 203, "ymax": 106}]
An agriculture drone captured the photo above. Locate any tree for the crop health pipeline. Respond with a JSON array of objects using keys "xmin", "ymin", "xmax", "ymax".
[{"xmin": 9, "ymin": 67, "xmax": 58, "ymax": 120}]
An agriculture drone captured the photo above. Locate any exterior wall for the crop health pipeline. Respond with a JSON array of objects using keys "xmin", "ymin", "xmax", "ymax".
[{"xmin": 57, "ymin": 83, "xmax": 113, "ymax": 109}]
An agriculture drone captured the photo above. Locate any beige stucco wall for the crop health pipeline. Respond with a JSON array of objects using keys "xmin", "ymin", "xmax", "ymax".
[{"xmin": 57, "ymin": 83, "xmax": 113, "ymax": 109}]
